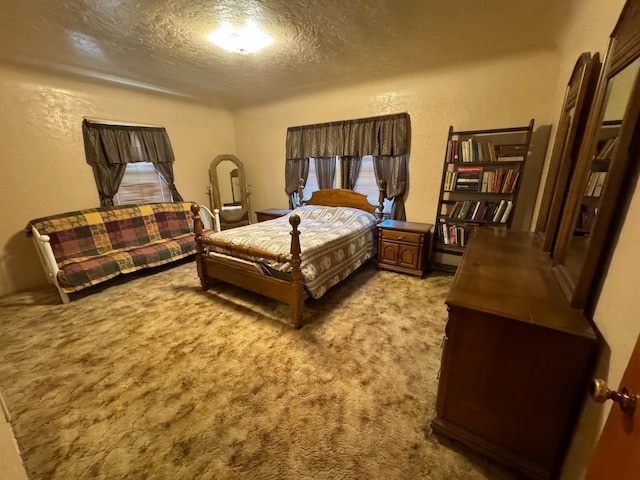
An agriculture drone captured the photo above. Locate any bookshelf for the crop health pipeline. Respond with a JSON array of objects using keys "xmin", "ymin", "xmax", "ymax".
[
  {"xmin": 574, "ymin": 120, "xmax": 619, "ymax": 235},
  {"xmin": 433, "ymin": 120, "xmax": 535, "ymax": 271}
]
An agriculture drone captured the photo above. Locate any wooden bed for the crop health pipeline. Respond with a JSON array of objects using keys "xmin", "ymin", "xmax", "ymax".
[{"xmin": 191, "ymin": 185, "xmax": 385, "ymax": 328}]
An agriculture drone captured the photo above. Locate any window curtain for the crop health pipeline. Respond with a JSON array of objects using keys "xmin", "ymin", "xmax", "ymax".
[
  {"xmin": 374, "ymin": 155, "xmax": 408, "ymax": 221},
  {"xmin": 138, "ymin": 129, "xmax": 183, "ymax": 202},
  {"xmin": 339, "ymin": 156, "xmax": 362, "ymax": 189},
  {"xmin": 315, "ymin": 157, "xmax": 336, "ymax": 189},
  {"xmin": 284, "ymin": 158, "xmax": 310, "ymax": 208},
  {"xmin": 82, "ymin": 120, "xmax": 182, "ymax": 206},
  {"xmin": 285, "ymin": 112, "xmax": 410, "ymax": 219}
]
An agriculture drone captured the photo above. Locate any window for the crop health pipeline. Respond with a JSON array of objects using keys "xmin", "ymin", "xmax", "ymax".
[
  {"xmin": 113, "ymin": 132, "xmax": 172, "ymax": 205},
  {"xmin": 303, "ymin": 158, "xmax": 320, "ymax": 199},
  {"xmin": 115, "ymin": 162, "xmax": 172, "ymax": 205},
  {"xmin": 303, "ymin": 155, "xmax": 391, "ymax": 215},
  {"xmin": 82, "ymin": 120, "xmax": 182, "ymax": 206},
  {"xmin": 353, "ymin": 156, "xmax": 392, "ymax": 215}
]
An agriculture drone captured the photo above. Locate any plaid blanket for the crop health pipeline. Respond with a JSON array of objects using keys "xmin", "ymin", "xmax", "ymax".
[{"xmin": 27, "ymin": 202, "xmax": 196, "ymax": 293}]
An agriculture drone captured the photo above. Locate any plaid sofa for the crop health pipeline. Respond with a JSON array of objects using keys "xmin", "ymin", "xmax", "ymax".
[{"xmin": 27, "ymin": 202, "xmax": 196, "ymax": 302}]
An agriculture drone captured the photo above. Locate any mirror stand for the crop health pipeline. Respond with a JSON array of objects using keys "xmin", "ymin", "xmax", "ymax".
[{"xmin": 208, "ymin": 154, "xmax": 251, "ymax": 230}]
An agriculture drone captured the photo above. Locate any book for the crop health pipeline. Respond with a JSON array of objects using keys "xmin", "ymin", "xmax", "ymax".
[
  {"xmin": 592, "ymin": 171, "xmax": 607, "ymax": 197},
  {"xmin": 461, "ymin": 140, "xmax": 470, "ymax": 162},
  {"xmin": 455, "ymin": 166, "xmax": 483, "ymax": 191},
  {"xmin": 496, "ymin": 144, "xmax": 527, "ymax": 160},
  {"xmin": 500, "ymin": 201, "xmax": 514, "ymax": 223},
  {"xmin": 456, "ymin": 166, "xmax": 483, "ymax": 174},
  {"xmin": 458, "ymin": 200, "xmax": 473, "ymax": 219},
  {"xmin": 494, "ymin": 169, "xmax": 505, "ymax": 193},
  {"xmin": 584, "ymin": 172, "xmax": 598, "ymax": 196},
  {"xmin": 444, "ymin": 171, "xmax": 457, "ymax": 190},
  {"xmin": 439, "ymin": 223, "xmax": 450, "ymax": 244},
  {"xmin": 487, "ymin": 142, "xmax": 498, "ymax": 162},
  {"xmin": 470, "ymin": 201, "xmax": 483, "ymax": 220},
  {"xmin": 448, "ymin": 201, "xmax": 462, "ymax": 218},
  {"xmin": 508, "ymin": 171, "xmax": 520, "ymax": 193},
  {"xmin": 492, "ymin": 200, "xmax": 507, "ymax": 222},
  {"xmin": 468, "ymin": 138, "xmax": 477, "ymax": 162}
]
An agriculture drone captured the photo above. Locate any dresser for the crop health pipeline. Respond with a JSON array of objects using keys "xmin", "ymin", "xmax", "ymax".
[
  {"xmin": 432, "ymin": 228, "xmax": 597, "ymax": 480},
  {"xmin": 377, "ymin": 220, "xmax": 432, "ymax": 277}
]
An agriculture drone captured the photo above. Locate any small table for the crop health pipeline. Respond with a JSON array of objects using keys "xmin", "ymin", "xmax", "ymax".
[
  {"xmin": 255, "ymin": 208, "xmax": 292, "ymax": 222},
  {"xmin": 377, "ymin": 220, "xmax": 433, "ymax": 277}
]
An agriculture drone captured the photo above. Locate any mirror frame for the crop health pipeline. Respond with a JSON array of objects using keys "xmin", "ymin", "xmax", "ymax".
[
  {"xmin": 536, "ymin": 52, "xmax": 600, "ymax": 252},
  {"xmin": 209, "ymin": 154, "xmax": 249, "ymax": 225},
  {"xmin": 552, "ymin": 0, "xmax": 640, "ymax": 310}
]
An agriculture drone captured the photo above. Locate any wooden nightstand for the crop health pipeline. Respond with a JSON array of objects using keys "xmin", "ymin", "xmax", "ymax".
[
  {"xmin": 377, "ymin": 220, "xmax": 433, "ymax": 277},
  {"xmin": 255, "ymin": 208, "xmax": 292, "ymax": 222}
]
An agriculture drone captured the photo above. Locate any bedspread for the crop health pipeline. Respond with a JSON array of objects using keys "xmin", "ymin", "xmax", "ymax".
[{"xmin": 203, "ymin": 205, "xmax": 377, "ymax": 298}]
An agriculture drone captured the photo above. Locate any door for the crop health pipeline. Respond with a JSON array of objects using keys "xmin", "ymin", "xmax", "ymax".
[{"xmin": 585, "ymin": 332, "xmax": 640, "ymax": 479}]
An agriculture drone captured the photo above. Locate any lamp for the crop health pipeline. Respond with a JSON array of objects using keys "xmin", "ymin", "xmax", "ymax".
[{"xmin": 207, "ymin": 20, "xmax": 273, "ymax": 54}]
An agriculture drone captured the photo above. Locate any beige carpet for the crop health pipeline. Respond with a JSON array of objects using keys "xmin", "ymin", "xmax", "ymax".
[{"xmin": 0, "ymin": 259, "xmax": 517, "ymax": 479}]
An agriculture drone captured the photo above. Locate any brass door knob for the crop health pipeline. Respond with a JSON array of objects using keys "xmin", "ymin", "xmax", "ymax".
[{"xmin": 590, "ymin": 378, "xmax": 638, "ymax": 415}]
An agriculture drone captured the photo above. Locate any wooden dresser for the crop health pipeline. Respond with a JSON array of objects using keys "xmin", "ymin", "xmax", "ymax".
[{"xmin": 432, "ymin": 228, "xmax": 597, "ymax": 480}]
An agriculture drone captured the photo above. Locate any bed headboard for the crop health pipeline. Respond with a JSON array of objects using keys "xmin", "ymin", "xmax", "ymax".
[{"xmin": 298, "ymin": 179, "xmax": 386, "ymax": 221}]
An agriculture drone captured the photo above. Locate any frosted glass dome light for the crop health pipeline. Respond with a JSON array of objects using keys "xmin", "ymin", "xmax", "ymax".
[{"xmin": 207, "ymin": 21, "xmax": 273, "ymax": 54}]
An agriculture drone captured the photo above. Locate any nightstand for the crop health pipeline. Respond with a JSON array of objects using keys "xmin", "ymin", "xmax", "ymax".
[
  {"xmin": 377, "ymin": 220, "xmax": 433, "ymax": 277},
  {"xmin": 255, "ymin": 208, "xmax": 292, "ymax": 222}
]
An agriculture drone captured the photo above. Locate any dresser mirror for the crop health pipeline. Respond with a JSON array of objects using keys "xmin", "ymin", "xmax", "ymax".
[
  {"xmin": 209, "ymin": 154, "xmax": 251, "ymax": 229},
  {"xmin": 552, "ymin": 0, "xmax": 640, "ymax": 309},
  {"xmin": 536, "ymin": 53, "xmax": 600, "ymax": 253}
]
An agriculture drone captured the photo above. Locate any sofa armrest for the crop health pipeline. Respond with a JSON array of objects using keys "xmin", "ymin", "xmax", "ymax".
[
  {"xmin": 30, "ymin": 226, "xmax": 69, "ymax": 303},
  {"xmin": 199, "ymin": 205, "xmax": 221, "ymax": 232}
]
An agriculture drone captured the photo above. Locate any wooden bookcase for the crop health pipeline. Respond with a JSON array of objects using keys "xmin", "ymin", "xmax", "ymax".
[{"xmin": 432, "ymin": 120, "xmax": 535, "ymax": 271}]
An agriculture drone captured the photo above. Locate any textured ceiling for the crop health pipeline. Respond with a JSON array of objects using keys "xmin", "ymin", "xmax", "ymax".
[{"xmin": 0, "ymin": 0, "xmax": 573, "ymax": 109}]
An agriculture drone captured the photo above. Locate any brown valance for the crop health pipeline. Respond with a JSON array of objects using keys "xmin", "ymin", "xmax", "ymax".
[
  {"xmin": 285, "ymin": 112, "xmax": 410, "ymax": 160},
  {"xmin": 82, "ymin": 120, "xmax": 176, "ymax": 166}
]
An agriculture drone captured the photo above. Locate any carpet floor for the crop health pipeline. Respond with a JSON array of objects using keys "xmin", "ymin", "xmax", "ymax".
[{"xmin": 0, "ymin": 259, "xmax": 517, "ymax": 479}]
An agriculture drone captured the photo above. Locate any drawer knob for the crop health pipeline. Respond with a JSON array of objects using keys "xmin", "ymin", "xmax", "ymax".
[{"xmin": 397, "ymin": 235, "xmax": 404, "ymax": 240}]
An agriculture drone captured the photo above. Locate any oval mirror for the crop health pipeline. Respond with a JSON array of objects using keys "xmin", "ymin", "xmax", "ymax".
[{"xmin": 209, "ymin": 154, "xmax": 251, "ymax": 229}]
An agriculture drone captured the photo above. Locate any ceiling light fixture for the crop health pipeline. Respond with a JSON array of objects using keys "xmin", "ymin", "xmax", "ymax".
[{"xmin": 207, "ymin": 20, "xmax": 273, "ymax": 54}]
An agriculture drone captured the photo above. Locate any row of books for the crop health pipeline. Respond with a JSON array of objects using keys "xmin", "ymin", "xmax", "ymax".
[
  {"xmin": 445, "ymin": 138, "xmax": 527, "ymax": 163},
  {"xmin": 444, "ymin": 199, "xmax": 514, "ymax": 224},
  {"xmin": 584, "ymin": 171, "xmax": 607, "ymax": 197},
  {"xmin": 437, "ymin": 222, "xmax": 469, "ymax": 247},
  {"xmin": 444, "ymin": 167, "xmax": 520, "ymax": 193}
]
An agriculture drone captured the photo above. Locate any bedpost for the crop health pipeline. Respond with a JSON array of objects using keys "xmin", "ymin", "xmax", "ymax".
[
  {"xmin": 288, "ymin": 214, "xmax": 304, "ymax": 329},
  {"xmin": 191, "ymin": 204, "xmax": 210, "ymax": 290},
  {"xmin": 297, "ymin": 177, "xmax": 304, "ymax": 207},
  {"xmin": 377, "ymin": 181, "xmax": 387, "ymax": 222}
]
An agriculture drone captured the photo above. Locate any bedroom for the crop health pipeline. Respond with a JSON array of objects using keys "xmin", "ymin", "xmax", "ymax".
[{"xmin": 1, "ymin": 0, "xmax": 639, "ymax": 478}]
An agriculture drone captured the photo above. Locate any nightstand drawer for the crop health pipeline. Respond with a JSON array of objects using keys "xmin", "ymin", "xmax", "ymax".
[{"xmin": 380, "ymin": 229, "xmax": 422, "ymax": 245}]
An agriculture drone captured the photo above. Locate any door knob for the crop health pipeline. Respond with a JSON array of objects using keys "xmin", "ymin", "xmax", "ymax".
[{"xmin": 590, "ymin": 378, "xmax": 638, "ymax": 415}]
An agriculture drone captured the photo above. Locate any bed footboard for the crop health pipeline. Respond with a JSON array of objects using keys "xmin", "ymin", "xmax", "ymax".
[{"xmin": 191, "ymin": 204, "xmax": 306, "ymax": 328}]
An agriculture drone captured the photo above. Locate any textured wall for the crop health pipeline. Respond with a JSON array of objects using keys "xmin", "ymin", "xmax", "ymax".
[
  {"xmin": 0, "ymin": 63, "xmax": 236, "ymax": 296},
  {"xmin": 233, "ymin": 50, "xmax": 559, "ymax": 226},
  {"xmin": 547, "ymin": 0, "xmax": 638, "ymax": 479}
]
